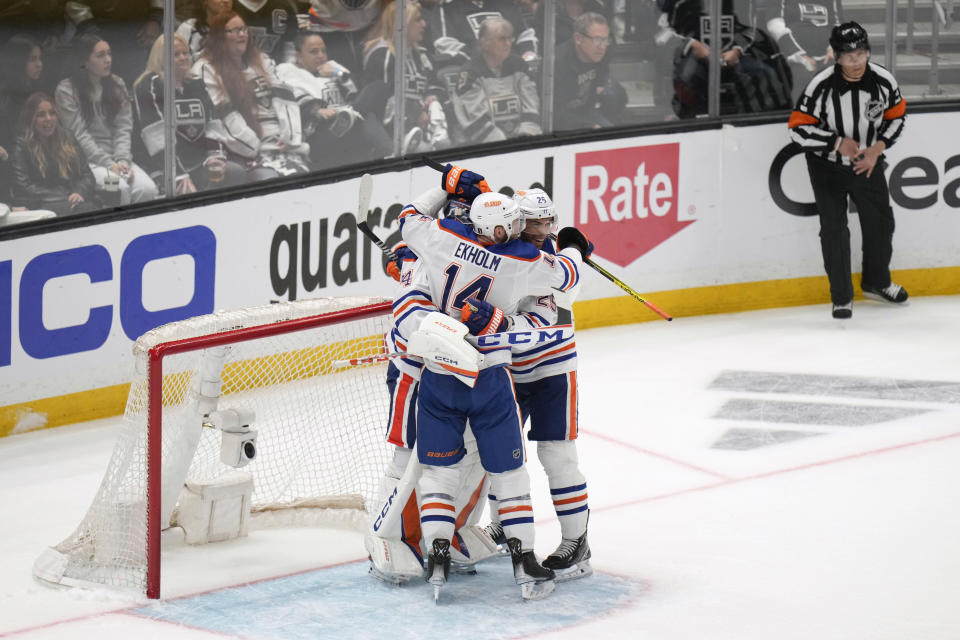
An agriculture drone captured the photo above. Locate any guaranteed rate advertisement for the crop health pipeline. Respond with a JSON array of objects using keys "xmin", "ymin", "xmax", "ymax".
[{"xmin": 2, "ymin": 112, "xmax": 959, "ymax": 429}]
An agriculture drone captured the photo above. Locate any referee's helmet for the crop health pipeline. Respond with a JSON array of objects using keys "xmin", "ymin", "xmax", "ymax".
[{"xmin": 830, "ymin": 22, "xmax": 871, "ymax": 54}]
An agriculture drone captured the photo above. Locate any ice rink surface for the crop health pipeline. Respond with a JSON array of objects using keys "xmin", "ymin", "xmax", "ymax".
[{"xmin": 1, "ymin": 296, "xmax": 958, "ymax": 639}]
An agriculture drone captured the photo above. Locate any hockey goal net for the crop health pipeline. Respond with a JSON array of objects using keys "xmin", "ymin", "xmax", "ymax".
[{"xmin": 34, "ymin": 297, "xmax": 394, "ymax": 598}]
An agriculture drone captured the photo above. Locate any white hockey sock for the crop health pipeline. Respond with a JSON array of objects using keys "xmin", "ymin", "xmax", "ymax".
[
  {"xmin": 419, "ymin": 464, "xmax": 460, "ymax": 546},
  {"xmin": 489, "ymin": 467, "xmax": 534, "ymax": 550},
  {"xmin": 537, "ymin": 441, "xmax": 588, "ymax": 539}
]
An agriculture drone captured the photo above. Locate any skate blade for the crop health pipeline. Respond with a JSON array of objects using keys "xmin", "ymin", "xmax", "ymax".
[
  {"xmin": 432, "ymin": 583, "xmax": 442, "ymax": 603},
  {"xmin": 519, "ymin": 579, "xmax": 555, "ymax": 601},
  {"xmin": 552, "ymin": 560, "xmax": 593, "ymax": 583},
  {"xmin": 451, "ymin": 562, "xmax": 477, "ymax": 575}
]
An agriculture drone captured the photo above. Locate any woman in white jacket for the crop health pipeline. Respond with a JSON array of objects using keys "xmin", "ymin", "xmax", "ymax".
[
  {"xmin": 55, "ymin": 33, "xmax": 158, "ymax": 205},
  {"xmin": 192, "ymin": 12, "xmax": 310, "ymax": 180}
]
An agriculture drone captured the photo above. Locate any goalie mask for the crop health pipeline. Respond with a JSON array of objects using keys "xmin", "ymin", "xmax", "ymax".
[{"xmin": 469, "ymin": 192, "xmax": 522, "ymax": 241}]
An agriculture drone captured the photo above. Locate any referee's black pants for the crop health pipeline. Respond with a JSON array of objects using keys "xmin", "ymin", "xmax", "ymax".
[{"xmin": 806, "ymin": 153, "xmax": 896, "ymax": 305}]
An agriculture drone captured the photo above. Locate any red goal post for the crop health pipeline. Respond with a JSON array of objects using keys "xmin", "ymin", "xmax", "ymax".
[{"xmin": 34, "ymin": 297, "xmax": 395, "ymax": 599}]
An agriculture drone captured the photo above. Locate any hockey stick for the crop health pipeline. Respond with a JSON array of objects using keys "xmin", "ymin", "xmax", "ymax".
[
  {"xmin": 355, "ymin": 173, "xmax": 398, "ymax": 262},
  {"xmin": 581, "ymin": 256, "xmax": 673, "ymax": 321}
]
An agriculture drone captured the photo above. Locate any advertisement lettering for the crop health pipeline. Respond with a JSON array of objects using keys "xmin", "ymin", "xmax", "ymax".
[
  {"xmin": 768, "ymin": 144, "xmax": 960, "ymax": 215},
  {"xmin": 1, "ymin": 225, "xmax": 216, "ymax": 367},
  {"xmin": 574, "ymin": 143, "xmax": 690, "ymax": 267}
]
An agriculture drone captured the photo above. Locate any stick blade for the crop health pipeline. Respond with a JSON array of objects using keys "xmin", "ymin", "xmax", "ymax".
[{"xmin": 356, "ymin": 173, "xmax": 373, "ymax": 223}]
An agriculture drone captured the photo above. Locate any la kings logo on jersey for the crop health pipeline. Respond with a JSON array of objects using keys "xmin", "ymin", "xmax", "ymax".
[
  {"xmin": 175, "ymin": 99, "xmax": 206, "ymax": 141},
  {"xmin": 865, "ymin": 99, "xmax": 885, "ymax": 122},
  {"xmin": 798, "ymin": 3, "xmax": 829, "ymax": 27},
  {"xmin": 466, "ymin": 11, "xmax": 501, "ymax": 39}
]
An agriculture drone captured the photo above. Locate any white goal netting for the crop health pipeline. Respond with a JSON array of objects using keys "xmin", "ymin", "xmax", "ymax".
[{"xmin": 34, "ymin": 297, "xmax": 394, "ymax": 595}]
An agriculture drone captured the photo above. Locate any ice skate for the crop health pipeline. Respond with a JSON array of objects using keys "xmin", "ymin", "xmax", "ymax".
[
  {"xmin": 506, "ymin": 537, "xmax": 555, "ymax": 600},
  {"xmin": 425, "ymin": 538, "xmax": 451, "ymax": 603},
  {"xmin": 542, "ymin": 532, "xmax": 593, "ymax": 582},
  {"xmin": 862, "ymin": 282, "xmax": 908, "ymax": 304}
]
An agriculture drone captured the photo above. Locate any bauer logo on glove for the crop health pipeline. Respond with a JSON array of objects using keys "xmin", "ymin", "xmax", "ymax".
[{"xmin": 442, "ymin": 164, "xmax": 491, "ymax": 201}]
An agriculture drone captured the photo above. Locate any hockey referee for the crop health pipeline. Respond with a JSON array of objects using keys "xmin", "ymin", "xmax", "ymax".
[{"xmin": 788, "ymin": 21, "xmax": 908, "ymax": 319}]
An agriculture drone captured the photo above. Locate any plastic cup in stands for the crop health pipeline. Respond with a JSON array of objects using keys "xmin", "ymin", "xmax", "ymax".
[
  {"xmin": 207, "ymin": 148, "xmax": 227, "ymax": 184},
  {"xmin": 103, "ymin": 172, "xmax": 121, "ymax": 206}
]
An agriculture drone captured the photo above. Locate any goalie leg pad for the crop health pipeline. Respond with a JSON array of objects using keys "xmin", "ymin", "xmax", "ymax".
[
  {"xmin": 449, "ymin": 525, "xmax": 503, "ymax": 567},
  {"xmin": 365, "ymin": 534, "xmax": 424, "ymax": 585}
]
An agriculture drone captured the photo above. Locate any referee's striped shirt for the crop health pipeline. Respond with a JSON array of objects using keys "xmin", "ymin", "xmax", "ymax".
[{"xmin": 788, "ymin": 61, "xmax": 906, "ymax": 165}]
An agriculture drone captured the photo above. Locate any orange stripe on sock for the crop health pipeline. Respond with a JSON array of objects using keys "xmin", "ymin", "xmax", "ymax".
[
  {"xmin": 421, "ymin": 502, "xmax": 456, "ymax": 512},
  {"xmin": 499, "ymin": 505, "xmax": 533, "ymax": 515},
  {"xmin": 553, "ymin": 493, "xmax": 587, "ymax": 506}
]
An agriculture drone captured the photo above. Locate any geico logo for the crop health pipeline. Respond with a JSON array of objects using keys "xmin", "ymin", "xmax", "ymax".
[
  {"xmin": 768, "ymin": 144, "xmax": 960, "ymax": 216},
  {"xmin": 426, "ymin": 448, "xmax": 461, "ymax": 458},
  {"xmin": 1, "ymin": 226, "xmax": 216, "ymax": 367},
  {"xmin": 484, "ymin": 200, "xmax": 503, "ymax": 208}
]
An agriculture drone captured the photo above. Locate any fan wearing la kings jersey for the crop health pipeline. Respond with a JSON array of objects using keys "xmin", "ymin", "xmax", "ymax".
[{"xmin": 788, "ymin": 21, "xmax": 908, "ymax": 319}]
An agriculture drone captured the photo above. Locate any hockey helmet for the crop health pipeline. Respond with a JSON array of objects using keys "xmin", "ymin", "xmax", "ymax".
[
  {"xmin": 830, "ymin": 22, "xmax": 870, "ymax": 54},
  {"xmin": 469, "ymin": 192, "xmax": 523, "ymax": 241},
  {"xmin": 515, "ymin": 188, "xmax": 557, "ymax": 231}
]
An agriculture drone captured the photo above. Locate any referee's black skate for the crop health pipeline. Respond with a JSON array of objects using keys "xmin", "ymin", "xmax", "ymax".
[
  {"xmin": 832, "ymin": 302, "xmax": 853, "ymax": 319},
  {"xmin": 425, "ymin": 538, "xmax": 451, "ymax": 603},
  {"xmin": 506, "ymin": 537, "xmax": 555, "ymax": 600},
  {"xmin": 862, "ymin": 282, "xmax": 908, "ymax": 304},
  {"xmin": 542, "ymin": 531, "xmax": 593, "ymax": 582}
]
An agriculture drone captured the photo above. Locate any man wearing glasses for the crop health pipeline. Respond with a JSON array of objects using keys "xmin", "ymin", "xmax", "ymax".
[{"xmin": 553, "ymin": 12, "xmax": 626, "ymax": 131}]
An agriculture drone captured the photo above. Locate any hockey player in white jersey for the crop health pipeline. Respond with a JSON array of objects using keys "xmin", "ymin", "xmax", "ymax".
[
  {"xmin": 396, "ymin": 170, "xmax": 589, "ymax": 600},
  {"xmin": 472, "ymin": 188, "xmax": 594, "ymax": 582},
  {"xmin": 365, "ymin": 197, "xmax": 500, "ymax": 586}
]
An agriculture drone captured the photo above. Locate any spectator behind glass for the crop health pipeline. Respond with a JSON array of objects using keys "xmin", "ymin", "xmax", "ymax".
[
  {"xmin": 451, "ymin": 17, "xmax": 542, "ymax": 144},
  {"xmin": 64, "ymin": 0, "xmax": 164, "ymax": 87},
  {"xmin": 765, "ymin": 0, "xmax": 842, "ymax": 100},
  {"xmin": 133, "ymin": 35, "xmax": 242, "ymax": 195},
  {"xmin": 362, "ymin": 0, "xmax": 449, "ymax": 154},
  {"xmin": 554, "ymin": 12, "xmax": 627, "ymax": 130},
  {"xmin": 193, "ymin": 13, "xmax": 310, "ymax": 179},
  {"xmin": 177, "ymin": 0, "xmax": 234, "ymax": 64},
  {"xmin": 233, "ymin": 0, "xmax": 302, "ymax": 64},
  {"xmin": 55, "ymin": 34, "xmax": 159, "ymax": 205},
  {"xmin": 277, "ymin": 31, "xmax": 392, "ymax": 169},
  {"xmin": 1, "ymin": 36, "xmax": 50, "ymax": 203},
  {"xmin": 535, "ymin": 0, "xmax": 613, "ymax": 48},
  {"xmin": 11, "ymin": 92, "xmax": 98, "ymax": 216}
]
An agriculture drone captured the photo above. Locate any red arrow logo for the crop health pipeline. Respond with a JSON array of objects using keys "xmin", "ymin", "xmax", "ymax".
[{"xmin": 574, "ymin": 143, "xmax": 693, "ymax": 268}]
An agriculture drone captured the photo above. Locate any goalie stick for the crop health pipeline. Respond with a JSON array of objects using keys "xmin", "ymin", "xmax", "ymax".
[
  {"xmin": 421, "ymin": 157, "xmax": 674, "ymax": 321},
  {"xmin": 355, "ymin": 173, "xmax": 398, "ymax": 262}
]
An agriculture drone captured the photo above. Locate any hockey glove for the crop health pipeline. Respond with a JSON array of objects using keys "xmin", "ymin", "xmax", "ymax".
[
  {"xmin": 441, "ymin": 164, "xmax": 491, "ymax": 202},
  {"xmin": 557, "ymin": 227, "xmax": 594, "ymax": 259},
  {"xmin": 460, "ymin": 297, "xmax": 511, "ymax": 336},
  {"xmin": 386, "ymin": 243, "xmax": 416, "ymax": 281}
]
